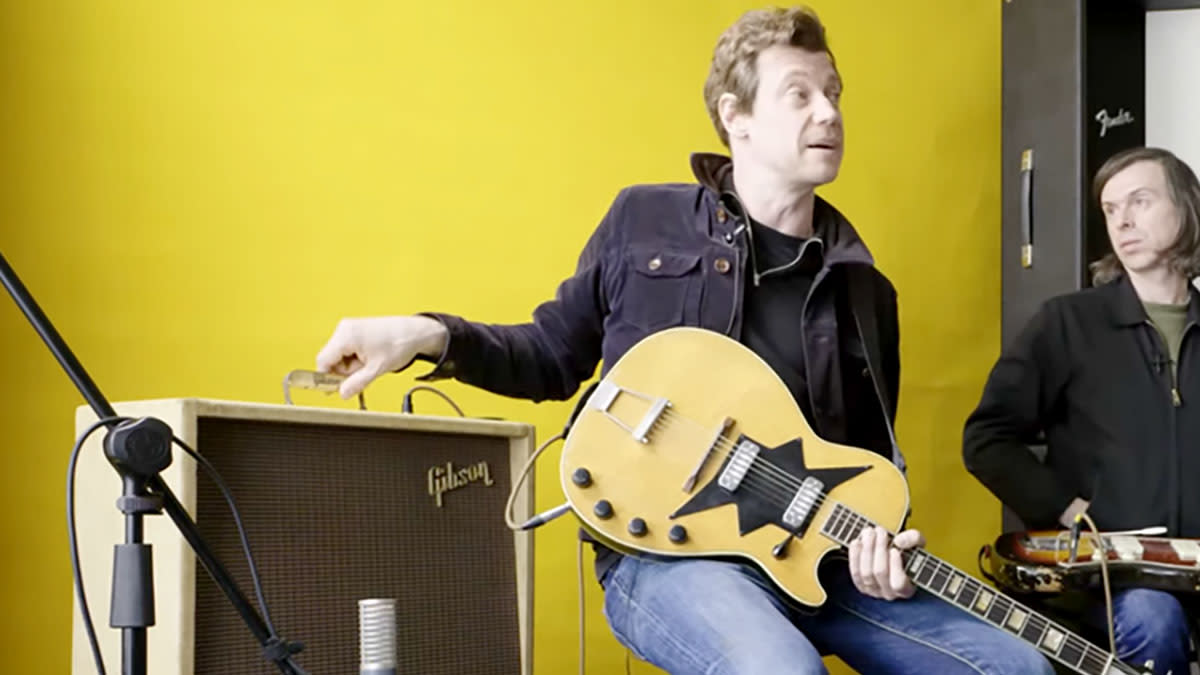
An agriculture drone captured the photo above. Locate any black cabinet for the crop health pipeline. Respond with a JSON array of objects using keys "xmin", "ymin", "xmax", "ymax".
[{"xmin": 1001, "ymin": 0, "xmax": 1150, "ymax": 348}]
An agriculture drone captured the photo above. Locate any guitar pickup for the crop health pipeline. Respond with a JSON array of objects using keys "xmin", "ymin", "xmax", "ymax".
[
  {"xmin": 718, "ymin": 439, "xmax": 761, "ymax": 491},
  {"xmin": 1104, "ymin": 535, "xmax": 1144, "ymax": 562},
  {"xmin": 782, "ymin": 476, "xmax": 824, "ymax": 530},
  {"xmin": 1170, "ymin": 539, "xmax": 1200, "ymax": 562}
]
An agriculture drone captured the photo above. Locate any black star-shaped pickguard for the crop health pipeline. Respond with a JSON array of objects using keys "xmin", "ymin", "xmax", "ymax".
[{"xmin": 670, "ymin": 436, "xmax": 872, "ymax": 537}]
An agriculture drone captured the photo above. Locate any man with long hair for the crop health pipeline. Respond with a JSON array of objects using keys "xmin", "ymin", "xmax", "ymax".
[{"xmin": 965, "ymin": 146, "xmax": 1200, "ymax": 675}]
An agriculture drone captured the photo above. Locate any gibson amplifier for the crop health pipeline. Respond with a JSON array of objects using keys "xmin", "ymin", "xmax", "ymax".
[{"xmin": 71, "ymin": 398, "xmax": 534, "ymax": 675}]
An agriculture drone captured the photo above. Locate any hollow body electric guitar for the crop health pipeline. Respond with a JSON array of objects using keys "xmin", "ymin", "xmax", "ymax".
[
  {"xmin": 559, "ymin": 327, "xmax": 1150, "ymax": 675},
  {"xmin": 987, "ymin": 529, "xmax": 1200, "ymax": 595}
]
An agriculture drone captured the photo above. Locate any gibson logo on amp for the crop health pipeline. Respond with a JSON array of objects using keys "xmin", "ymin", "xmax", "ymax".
[{"xmin": 427, "ymin": 460, "xmax": 495, "ymax": 506}]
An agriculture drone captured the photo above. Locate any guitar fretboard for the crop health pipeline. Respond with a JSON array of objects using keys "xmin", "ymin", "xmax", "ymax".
[{"xmin": 820, "ymin": 503, "xmax": 1140, "ymax": 675}]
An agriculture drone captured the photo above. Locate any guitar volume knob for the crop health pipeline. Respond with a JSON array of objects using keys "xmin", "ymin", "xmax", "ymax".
[
  {"xmin": 572, "ymin": 468, "xmax": 592, "ymax": 487},
  {"xmin": 669, "ymin": 525, "xmax": 688, "ymax": 544},
  {"xmin": 593, "ymin": 500, "xmax": 613, "ymax": 519},
  {"xmin": 628, "ymin": 517, "xmax": 647, "ymax": 537}
]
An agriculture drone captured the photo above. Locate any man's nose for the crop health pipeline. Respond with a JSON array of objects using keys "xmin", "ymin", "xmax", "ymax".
[
  {"xmin": 812, "ymin": 94, "xmax": 840, "ymax": 124},
  {"xmin": 1116, "ymin": 203, "xmax": 1135, "ymax": 229}
]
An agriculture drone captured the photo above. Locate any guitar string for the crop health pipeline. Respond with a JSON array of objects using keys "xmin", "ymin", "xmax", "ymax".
[
  {"xmin": 656, "ymin": 408, "xmax": 846, "ymax": 509},
  {"xmin": 656, "ymin": 408, "xmax": 816, "ymax": 491},
  {"xmin": 644, "ymin": 408, "xmax": 1123, "ymax": 673},
  {"xmin": 822, "ymin": 506, "xmax": 1122, "ymax": 675},
  {"xmin": 656, "ymin": 409, "xmax": 1122, "ymax": 673}
]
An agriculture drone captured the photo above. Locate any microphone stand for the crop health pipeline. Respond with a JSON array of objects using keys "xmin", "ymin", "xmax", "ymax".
[{"xmin": 0, "ymin": 251, "xmax": 307, "ymax": 675}]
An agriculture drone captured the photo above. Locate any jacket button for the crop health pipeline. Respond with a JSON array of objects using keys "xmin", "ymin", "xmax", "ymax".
[
  {"xmin": 714, "ymin": 258, "xmax": 731, "ymax": 274},
  {"xmin": 716, "ymin": 208, "xmax": 728, "ymax": 223},
  {"xmin": 648, "ymin": 257, "xmax": 662, "ymax": 271}
]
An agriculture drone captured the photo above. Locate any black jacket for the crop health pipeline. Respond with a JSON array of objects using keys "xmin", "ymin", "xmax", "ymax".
[
  {"xmin": 420, "ymin": 153, "xmax": 905, "ymax": 469},
  {"xmin": 963, "ymin": 275, "xmax": 1200, "ymax": 535}
]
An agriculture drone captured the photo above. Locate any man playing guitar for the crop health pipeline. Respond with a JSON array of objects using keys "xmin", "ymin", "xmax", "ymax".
[{"xmin": 315, "ymin": 6, "xmax": 1054, "ymax": 674}]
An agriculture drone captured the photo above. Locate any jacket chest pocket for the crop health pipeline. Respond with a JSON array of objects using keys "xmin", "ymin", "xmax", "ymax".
[
  {"xmin": 842, "ymin": 331, "xmax": 872, "ymax": 381},
  {"xmin": 617, "ymin": 248, "xmax": 703, "ymax": 331}
]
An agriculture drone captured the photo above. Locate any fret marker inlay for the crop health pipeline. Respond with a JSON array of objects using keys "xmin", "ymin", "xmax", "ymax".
[
  {"xmin": 975, "ymin": 590, "xmax": 993, "ymax": 612},
  {"xmin": 946, "ymin": 576, "xmax": 962, "ymax": 596},
  {"xmin": 1006, "ymin": 608, "xmax": 1028, "ymax": 632},
  {"xmin": 1042, "ymin": 627, "xmax": 1064, "ymax": 652}
]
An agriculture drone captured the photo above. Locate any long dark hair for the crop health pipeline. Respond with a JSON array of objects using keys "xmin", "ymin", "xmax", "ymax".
[{"xmin": 1089, "ymin": 147, "xmax": 1200, "ymax": 285}]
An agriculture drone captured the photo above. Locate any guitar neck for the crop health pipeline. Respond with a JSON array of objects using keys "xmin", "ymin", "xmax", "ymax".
[{"xmin": 819, "ymin": 502, "xmax": 1140, "ymax": 675}]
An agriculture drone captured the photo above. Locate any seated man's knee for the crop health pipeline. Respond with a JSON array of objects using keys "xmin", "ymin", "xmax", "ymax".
[
  {"xmin": 1116, "ymin": 589, "xmax": 1190, "ymax": 645},
  {"xmin": 1003, "ymin": 646, "xmax": 1056, "ymax": 675},
  {"xmin": 972, "ymin": 635, "xmax": 1054, "ymax": 675}
]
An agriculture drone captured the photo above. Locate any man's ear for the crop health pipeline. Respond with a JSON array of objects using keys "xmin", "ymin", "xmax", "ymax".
[{"xmin": 718, "ymin": 92, "xmax": 748, "ymax": 141}]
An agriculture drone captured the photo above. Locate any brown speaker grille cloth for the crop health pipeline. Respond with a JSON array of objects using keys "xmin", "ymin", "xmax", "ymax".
[{"xmin": 192, "ymin": 417, "xmax": 523, "ymax": 674}]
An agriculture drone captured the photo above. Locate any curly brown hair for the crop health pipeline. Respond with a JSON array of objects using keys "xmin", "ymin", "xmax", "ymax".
[{"xmin": 702, "ymin": 6, "xmax": 834, "ymax": 147}]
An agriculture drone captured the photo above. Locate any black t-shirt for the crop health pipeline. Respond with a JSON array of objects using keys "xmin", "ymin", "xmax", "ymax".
[
  {"xmin": 596, "ymin": 217, "xmax": 831, "ymax": 586},
  {"xmin": 739, "ymin": 219, "xmax": 824, "ymax": 417}
]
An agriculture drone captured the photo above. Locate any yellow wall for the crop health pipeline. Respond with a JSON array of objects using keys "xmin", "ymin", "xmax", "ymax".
[{"xmin": 0, "ymin": 2, "xmax": 1001, "ymax": 673}]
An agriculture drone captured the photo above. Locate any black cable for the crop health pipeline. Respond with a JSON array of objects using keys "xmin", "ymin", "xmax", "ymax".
[
  {"xmin": 401, "ymin": 385, "xmax": 465, "ymax": 416},
  {"xmin": 69, "ymin": 419, "xmax": 285, "ymax": 675},
  {"xmin": 170, "ymin": 436, "xmax": 277, "ymax": 635},
  {"xmin": 67, "ymin": 416, "xmax": 129, "ymax": 675}
]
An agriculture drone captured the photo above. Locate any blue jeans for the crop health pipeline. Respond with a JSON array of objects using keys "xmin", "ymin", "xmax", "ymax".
[
  {"xmin": 601, "ymin": 554, "xmax": 1054, "ymax": 675},
  {"xmin": 1082, "ymin": 589, "xmax": 1192, "ymax": 675}
]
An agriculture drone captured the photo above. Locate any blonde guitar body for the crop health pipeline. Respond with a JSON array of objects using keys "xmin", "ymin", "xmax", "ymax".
[
  {"xmin": 559, "ymin": 326, "xmax": 908, "ymax": 607},
  {"xmin": 559, "ymin": 328, "xmax": 1150, "ymax": 674}
]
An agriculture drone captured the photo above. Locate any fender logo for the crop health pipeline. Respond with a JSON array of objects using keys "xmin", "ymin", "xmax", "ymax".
[
  {"xmin": 428, "ymin": 461, "xmax": 495, "ymax": 507},
  {"xmin": 1095, "ymin": 107, "xmax": 1135, "ymax": 138}
]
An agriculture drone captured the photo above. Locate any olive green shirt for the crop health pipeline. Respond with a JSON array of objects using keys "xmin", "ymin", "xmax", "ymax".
[{"xmin": 1144, "ymin": 300, "xmax": 1189, "ymax": 378}]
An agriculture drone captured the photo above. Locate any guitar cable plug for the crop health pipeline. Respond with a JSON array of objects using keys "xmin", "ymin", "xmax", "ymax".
[{"xmin": 1068, "ymin": 515, "xmax": 1082, "ymax": 564}]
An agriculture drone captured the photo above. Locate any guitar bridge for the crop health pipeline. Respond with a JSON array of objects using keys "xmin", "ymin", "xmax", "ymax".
[
  {"xmin": 587, "ymin": 380, "xmax": 671, "ymax": 444},
  {"xmin": 681, "ymin": 416, "xmax": 734, "ymax": 493}
]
